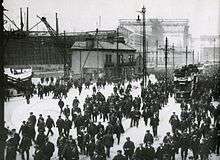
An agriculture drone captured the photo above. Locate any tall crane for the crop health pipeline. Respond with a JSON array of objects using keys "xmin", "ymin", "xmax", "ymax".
[{"xmin": 37, "ymin": 16, "xmax": 70, "ymax": 80}]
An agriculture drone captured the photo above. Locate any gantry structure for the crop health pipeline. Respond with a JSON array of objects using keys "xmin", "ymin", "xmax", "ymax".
[{"xmin": 118, "ymin": 18, "xmax": 190, "ymax": 51}]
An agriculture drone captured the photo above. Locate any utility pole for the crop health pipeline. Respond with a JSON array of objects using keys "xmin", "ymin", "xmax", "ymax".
[
  {"xmin": 136, "ymin": 15, "xmax": 141, "ymax": 73},
  {"xmin": 63, "ymin": 31, "xmax": 68, "ymax": 80},
  {"xmin": 156, "ymin": 40, "xmax": 158, "ymax": 68},
  {"xmin": 213, "ymin": 38, "xmax": 216, "ymax": 66},
  {"xmin": 172, "ymin": 43, "xmax": 175, "ymax": 70},
  {"xmin": 0, "ymin": 0, "xmax": 5, "ymax": 159},
  {"xmin": 141, "ymin": 6, "xmax": 147, "ymax": 88},
  {"xmin": 192, "ymin": 50, "xmax": 194, "ymax": 65},
  {"xmin": 185, "ymin": 45, "xmax": 188, "ymax": 66},
  {"xmin": 96, "ymin": 28, "xmax": 99, "ymax": 76},
  {"xmin": 165, "ymin": 37, "xmax": 168, "ymax": 98},
  {"xmin": 116, "ymin": 27, "xmax": 120, "ymax": 78}
]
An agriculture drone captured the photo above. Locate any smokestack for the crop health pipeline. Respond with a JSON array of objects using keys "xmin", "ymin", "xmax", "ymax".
[
  {"xmin": 20, "ymin": 8, "xmax": 24, "ymax": 31},
  {"xmin": 55, "ymin": 13, "xmax": 59, "ymax": 36},
  {"xmin": 26, "ymin": 7, "xmax": 29, "ymax": 31}
]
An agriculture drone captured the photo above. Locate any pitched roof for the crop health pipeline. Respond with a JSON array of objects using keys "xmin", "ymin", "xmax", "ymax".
[{"xmin": 71, "ymin": 41, "xmax": 136, "ymax": 52}]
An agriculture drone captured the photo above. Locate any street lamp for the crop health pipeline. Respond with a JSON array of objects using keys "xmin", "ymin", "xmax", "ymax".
[
  {"xmin": 136, "ymin": 15, "xmax": 142, "ymax": 73},
  {"xmin": 137, "ymin": 6, "xmax": 147, "ymax": 88}
]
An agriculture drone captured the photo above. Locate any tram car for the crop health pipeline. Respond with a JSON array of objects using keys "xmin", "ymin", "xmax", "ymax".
[{"xmin": 173, "ymin": 64, "xmax": 199, "ymax": 103}]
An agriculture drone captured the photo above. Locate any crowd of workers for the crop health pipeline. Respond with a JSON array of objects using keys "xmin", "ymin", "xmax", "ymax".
[{"xmin": 1, "ymin": 67, "xmax": 220, "ymax": 160}]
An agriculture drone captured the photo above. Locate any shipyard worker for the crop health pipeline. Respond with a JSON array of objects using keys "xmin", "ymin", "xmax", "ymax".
[
  {"xmin": 87, "ymin": 139, "xmax": 96, "ymax": 159},
  {"xmin": 95, "ymin": 139, "xmax": 106, "ymax": 158},
  {"xmin": 133, "ymin": 109, "xmax": 141, "ymax": 127},
  {"xmin": 112, "ymin": 150, "xmax": 126, "ymax": 160},
  {"xmin": 77, "ymin": 128, "xmax": 86, "ymax": 154},
  {"xmin": 102, "ymin": 132, "xmax": 114, "ymax": 158},
  {"xmin": 156, "ymin": 143, "xmax": 165, "ymax": 160},
  {"xmin": 143, "ymin": 130, "xmax": 154, "ymax": 145},
  {"xmin": 57, "ymin": 134, "xmax": 66, "ymax": 159},
  {"xmin": 72, "ymin": 97, "xmax": 79, "ymax": 108},
  {"xmin": 37, "ymin": 114, "xmax": 44, "ymax": 124},
  {"xmin": 64, "ymin": 118, "xmax": 72, "ymax": 136},
  {"xmin": 169, "ymin": 112, "xmax": 180, "ymax": 133},
  {"xmin": 93, "ymin": 86, "xmax": 97, "ymax": 94},
  {"xmin": 58, "ymin": 99, "xmax": 64, "ymax": 114},
  {"xmin": 123, "ymin": 137, "xmax": 135, "ymax": 160},
  {"xmin": 42, "ymin": 137, "xmax": 55, "ymax": 160},
  {"xmin": 113, "ymin": 121, "xmax": 125, "ymax": 145},
  {"xmin": 33, "ymin": 145, "xmax": 44, "ymax": 160},
  {"xmin": 63, "ymin": 105, "xmax": 70, "ymax": 119},
  {"xmin": 180, "ymin": 132, "xmax": 190, "ymax": 160},
  {"xmin": 28, "ymin": 112, "xmax": 36, "ymax": 127},
  {"xmin": 5, "ymin": 134, "xmax": 17, "ymax": 160},
  {"xmin": 19, "ymin": 134, "xmax": 32, "ymax": 160},
  {"xmin": 199, "ymin": 138, "xmax": 210, "ymax": 160},
  {"xmin": 10, "ymin": 129, "xmax": 20, "ymax": 151},
  {"xmin": 134, "ymin": 143, "xmax": 146, "ymax": 160},
  {"xmin": 163, "ymin": 132, "xmax": 173, "ymax": 145},
  {"xmin": 35, "ymin": 131, "xmax": 47, "ymax": 149},
  {"xmin": 145, "ymin": 142, "xmax": 156, "ymax": 160},
  {"xmin": 46, "ymin": 115, "xmax": 55, "ymax": 136},
  {"xmin": 78, "ymin": 84, "xmax": 82, "ymax": 95},
  {"xmin": 150, "ymin": 114, "xmax": 160, "ymax": 137},
  {"xmin": 56, "ymin": 116, "xmax": 65, "ymax": 136},
  {"xmin": 91, "ymin": 151, "xmax": 106, "ymax": 160},
  {"xmin": 19, "ymin": 121, "xmax": 29, "ymax": 137}
]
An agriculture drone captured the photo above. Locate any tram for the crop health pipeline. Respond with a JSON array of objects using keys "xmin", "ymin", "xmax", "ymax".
[{"xmin": 173, "ymin": 65, "xmax": 199, "ymax": 103}]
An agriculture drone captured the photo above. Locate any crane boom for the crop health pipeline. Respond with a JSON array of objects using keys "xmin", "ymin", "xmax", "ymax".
[
  {"xmin": 37, "ymin": 15, "xmax": 70, "ymax": 80},
  {"xmin": 37, "ymin": 16, "xmax": 57, "ymax": 37}
]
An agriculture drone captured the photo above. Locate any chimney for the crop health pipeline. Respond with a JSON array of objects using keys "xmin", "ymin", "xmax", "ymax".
[
  {"xmin": 20, "ymin": 8, "xmax": 24, "ymax": 31},
  {"xmin": 55, "ymin": 13, "xmax": 59, "ymax": 36}
]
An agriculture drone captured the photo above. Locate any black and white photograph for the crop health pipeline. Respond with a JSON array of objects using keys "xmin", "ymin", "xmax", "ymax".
[{"xmin": 0, "ymin": 0, "xmax": 220, "ymax": 160}]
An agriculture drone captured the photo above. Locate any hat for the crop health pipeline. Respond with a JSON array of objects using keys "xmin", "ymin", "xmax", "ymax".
[
  {"xmin": 117, "ymin": 150, "xmax": 122, "ymax": 153},
  {"xmin": 11, "ymin": 129, "xmax": 16, "ymax": 132}
]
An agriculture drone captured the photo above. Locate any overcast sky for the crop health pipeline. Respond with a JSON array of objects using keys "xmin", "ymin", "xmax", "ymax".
[{"xmin": 4, "ymin": 0, "xmax": 220, "ymax": 37}]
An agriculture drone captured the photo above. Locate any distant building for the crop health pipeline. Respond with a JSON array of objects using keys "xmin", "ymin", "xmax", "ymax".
[
  {"xmin": 199, "ymin": 35, "xmax": 220, "ymax": 63},
  {"xmin": 201, "ymin": 47, "xmax": 220, "ymax": 63},
  {"xmin": 136, "ymin": 47, "xmax": 194, "ymax": 69},
  {"xmin": 69, "ymin": 39, "xmax": 136, "ymax": 79}
]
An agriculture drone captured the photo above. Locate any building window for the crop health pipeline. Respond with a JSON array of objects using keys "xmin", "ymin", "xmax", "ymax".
[
  {"xmin": 106, "ymin": 54, "xmax": 112, "ymax": 63},
  {"xmin": 120, "ymin": 55, "xmax": 124, "ymax": 63}
]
